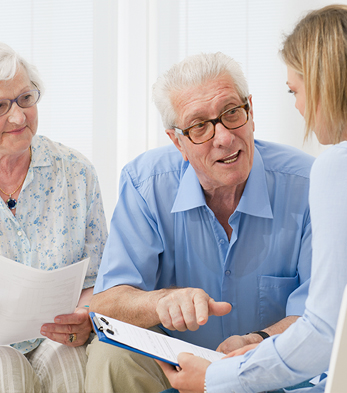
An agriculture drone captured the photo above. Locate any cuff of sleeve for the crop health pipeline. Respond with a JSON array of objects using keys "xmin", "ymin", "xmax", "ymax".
[{"xmin": 206, "ymin": 356, "xmax": 248, "ymax": 393}]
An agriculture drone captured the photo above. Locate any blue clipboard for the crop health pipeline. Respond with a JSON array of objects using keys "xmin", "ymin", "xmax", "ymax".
[{"xmin": 89, "ymin": 312, "xmax": 179, "ymax": 366}]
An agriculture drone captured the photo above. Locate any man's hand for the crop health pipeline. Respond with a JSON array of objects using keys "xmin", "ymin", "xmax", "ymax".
[
  {"xmin": 156, "ymin": 353, "xmax": 211, "ymax": 393},
  {"xmin": 40, "ymin": 307, "xmax": 92, "ymax": 347},
  {"xmin": 216, "ymin": 316, "xmax": 300, "ymax": 355},
  {"xmin": 217, "ymin": 333, "xmax": 263, "ymax": 354},
  {"xmin": 156, "ymin": 288, "xmax": 231, "ymax": 331}
]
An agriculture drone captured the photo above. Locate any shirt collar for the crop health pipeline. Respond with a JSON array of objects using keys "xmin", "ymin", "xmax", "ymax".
[
  {"xmin": 30, "ymin": 135, "xmax": 53, "ymax": 168},
  {"xmin": 171, "ymin": 145, "xmax": 273, "ymax": 219},
  {"xmin": 171, "ymin": 164, "xmax": 206, "ymax": 213},
  {"xmin": 237, "ymin": 146, "xmax": 273, "ymax": 219}
]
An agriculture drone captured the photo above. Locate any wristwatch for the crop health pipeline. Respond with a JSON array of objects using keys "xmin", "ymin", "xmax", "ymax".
[{"xmin": 250, "ymin": 330, "xmax": 270, "ymax": 340}]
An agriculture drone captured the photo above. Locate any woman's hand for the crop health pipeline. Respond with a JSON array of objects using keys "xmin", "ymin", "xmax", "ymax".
[
  {"xmin": 40, "ymin": 306, "xmax": 92, "ymax": 347},
  {"xmin": 156, "ymin": 353, "xmax": 211, "ymax": 393}
]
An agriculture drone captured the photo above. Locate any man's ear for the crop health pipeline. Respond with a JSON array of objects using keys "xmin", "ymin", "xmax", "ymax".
[
  {"xmin": 248, "ymin": 95, "xmax": 255, "ymax": 133},
  {"xmin": 166, "ymin": 129, "xmax": 188, "ymax": 161}
]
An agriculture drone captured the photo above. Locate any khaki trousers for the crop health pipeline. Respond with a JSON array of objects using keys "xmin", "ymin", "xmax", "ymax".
[
  {"xmin": 85, "ymin": 327, "xmax": 171, "ymax": 393},
  {"xmin": 0, "ymin": 339, "xmax": 88, "ymax": 393}
]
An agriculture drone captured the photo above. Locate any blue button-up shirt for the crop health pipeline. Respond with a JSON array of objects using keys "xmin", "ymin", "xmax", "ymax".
[
  {"xmin": 95, "ymin": 139, "xmax": 314, "ymax": 350},
  {"xmin": 206, "ymin": 142, "xmax": 347, "ymax": 393}
]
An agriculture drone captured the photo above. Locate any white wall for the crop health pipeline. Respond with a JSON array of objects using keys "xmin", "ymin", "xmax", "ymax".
[
  {"xmin": 153, "ymin": 0, "xmax": 334, "ymax": 157},
  {"xmin": 0, "ymin": 0, "xmax": 345, "ymax": 223}
]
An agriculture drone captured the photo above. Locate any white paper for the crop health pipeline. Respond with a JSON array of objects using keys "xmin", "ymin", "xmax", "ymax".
[
  {"xmin": 94, "ymin": 313, "xmax": 224, "ymax": 365},
  {"xmin": 0, "ymin": 256, "xmax": 90, "ymax": 345}
]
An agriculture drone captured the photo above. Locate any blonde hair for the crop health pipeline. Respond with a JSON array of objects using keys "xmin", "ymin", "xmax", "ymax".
[
  {"xmin": 152, "ymin": 52, "xmax": 248, "ymax": 129},
  {"xmin": 281, "ymin": 4, "xmax": 347, "ymax": 143}
]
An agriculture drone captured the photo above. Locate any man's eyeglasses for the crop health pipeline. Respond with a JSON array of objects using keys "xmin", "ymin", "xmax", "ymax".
[
  {"xmin": 0, "ymin": 89, "xmax": 40, "ymax": 117},
  {"xmin": 173, "ymin": 101, "xmax": 250, "ymax": 145}
]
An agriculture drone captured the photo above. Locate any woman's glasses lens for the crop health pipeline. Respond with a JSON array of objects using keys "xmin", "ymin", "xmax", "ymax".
[{"xmin": 0, "ymin": 90, "xmax": 40, "ymax": 117}]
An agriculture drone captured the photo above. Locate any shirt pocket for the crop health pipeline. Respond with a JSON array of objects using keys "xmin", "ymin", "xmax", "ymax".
[{"xmin": 258, "ymin": 273, "xmax": 299, "ymax": 329}]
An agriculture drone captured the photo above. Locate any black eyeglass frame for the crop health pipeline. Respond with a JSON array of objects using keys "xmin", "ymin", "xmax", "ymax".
[
  {"xmin": 173, "ymin": 101, "xmax": 250, "ymax": 145},
  {"xmin": 0, "ymin": 89, "xmax": 41, "ymax": 117}
]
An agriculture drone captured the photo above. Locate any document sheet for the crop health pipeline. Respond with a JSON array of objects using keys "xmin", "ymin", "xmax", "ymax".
[
  {"xmin": 0, "ymin": 256, "xmax": 89, "ymax": 345},
  {"xmin": 93, "ymin": 312, "xmax": 225, "ymax": 365}
]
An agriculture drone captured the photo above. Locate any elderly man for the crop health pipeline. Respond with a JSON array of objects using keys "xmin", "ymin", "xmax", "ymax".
[{"xmin": 85, "ymin": 52, "xmax": 314, "ymax": 393}]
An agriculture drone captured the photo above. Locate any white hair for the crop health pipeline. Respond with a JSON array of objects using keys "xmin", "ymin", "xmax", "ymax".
[
  {"xmin": 152, "ymin": 52, "xmax": 249, "ymax": 129},
  {"xmin": 0, "ymin": 42, "xmax": 44, "ymax": 94}
]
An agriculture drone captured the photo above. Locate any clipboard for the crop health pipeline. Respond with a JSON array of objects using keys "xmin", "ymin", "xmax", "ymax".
[
  {"xmin": 90, "ymin": 311, "xmax": 179, "ymax": 366},
  {"xmin": 90, "ymin": 312, "xmax": 224, "ymax": 366}
]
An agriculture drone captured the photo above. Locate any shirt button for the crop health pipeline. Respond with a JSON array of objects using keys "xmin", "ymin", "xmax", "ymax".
[
  {"xmin": 219, "ymin": 239, "xmax": 225, "ymax": 244},
  {"xmin": 17, "ymin": 231, "xmax": 22, "ymax": 237},
  {"xmin": 225, "ymin": 270, "xmax": 231, "ymax": 276}
]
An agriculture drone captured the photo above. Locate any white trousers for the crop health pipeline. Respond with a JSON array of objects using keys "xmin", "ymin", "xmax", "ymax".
[{"xmin": 0, "ymin": 339, "xmax": 88, "ymax": 393}]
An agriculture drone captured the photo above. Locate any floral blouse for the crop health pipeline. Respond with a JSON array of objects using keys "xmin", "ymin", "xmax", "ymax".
[{"xmin": 1, "ymin": 135, "xmax": 108, "ymax": 354}]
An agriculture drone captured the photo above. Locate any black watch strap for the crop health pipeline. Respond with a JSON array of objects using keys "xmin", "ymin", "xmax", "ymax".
[{"xmin": 248, "ymin": 330, "xmax": 270, "ymax": 340}]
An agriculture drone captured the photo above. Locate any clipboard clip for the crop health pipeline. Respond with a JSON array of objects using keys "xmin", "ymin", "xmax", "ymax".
[
  {"xmin": 93, "ymin": 315, "xmax": 104, "ymax": 332},
  {"xmin": 93, "ymin": 315, "xmax": 115, "ymax": 335}
]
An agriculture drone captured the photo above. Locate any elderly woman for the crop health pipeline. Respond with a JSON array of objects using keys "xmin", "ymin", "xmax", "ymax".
[{"xmin": 0, "ymin": 42, "xmax": 107, "ymax": 392}]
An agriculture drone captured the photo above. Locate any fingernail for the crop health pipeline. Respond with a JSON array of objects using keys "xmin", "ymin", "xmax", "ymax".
[{"xmin": 55, "ymin": 318, "xmax": 61, "ymax": 323}]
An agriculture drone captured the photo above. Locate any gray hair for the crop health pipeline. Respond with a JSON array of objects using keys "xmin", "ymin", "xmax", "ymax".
[
  {"xmin": 0, "ymin": 42, "xmax": 44, "ymax": 94},
  {"xmin": 152, "ymin": 52, "xmax": 249, "ymax": 129}
]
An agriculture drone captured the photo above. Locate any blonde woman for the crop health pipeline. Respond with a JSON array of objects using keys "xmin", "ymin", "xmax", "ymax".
[{"xmin": 158, "ymin": 5, "xmax": 347, "ymax": 393}]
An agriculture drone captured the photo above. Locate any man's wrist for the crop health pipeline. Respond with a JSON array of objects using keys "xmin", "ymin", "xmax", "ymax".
[{"xmin": 247, "ymin": 330, "xmax": 270, "ymax": 341}]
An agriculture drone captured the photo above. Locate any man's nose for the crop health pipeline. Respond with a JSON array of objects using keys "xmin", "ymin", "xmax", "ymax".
[{"xmin": 212, "ymin": 121, "xmax": 234, "ymax": 146}]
